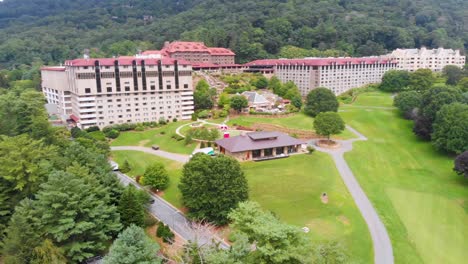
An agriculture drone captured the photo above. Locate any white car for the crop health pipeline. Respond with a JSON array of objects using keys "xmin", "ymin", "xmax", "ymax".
[{"xmin": 109, "ymin": 161, "xmax": 119, "ymax": 171}]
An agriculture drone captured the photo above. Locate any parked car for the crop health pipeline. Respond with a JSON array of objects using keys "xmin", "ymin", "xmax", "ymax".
[
  {"xmin": 151, "ymin": 145, "xmax": 160, "ymax": 150},
  {"xmin": 109, "ymin": 161, "xmax": 119, "ymax": 171}
]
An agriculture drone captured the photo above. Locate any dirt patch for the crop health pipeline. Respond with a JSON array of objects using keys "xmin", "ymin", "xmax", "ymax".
[
  {"xmin": 337, "ymin": 215, "xmax": 351, "ymax": 226},
  {"xmin": 316, "ymin": 139, "xmax": 341, "ymax": 149},
  {"xmin": 146, "ymin": 224, "xmax": 185, "ymax": 262},
  {"xmin": 138, "ymin": 139, "xmax": 150, "ymax": 146}
]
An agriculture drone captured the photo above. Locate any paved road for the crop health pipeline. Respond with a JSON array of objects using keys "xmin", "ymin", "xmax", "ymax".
[
  {"xmin": 111, "ymin": 146, "xmax": 189, "ymax": 163},
  {"xmin": 113, "ymin": 171, "xmax": 229, "ymax": 249},
  {"xmin": 311, "ymin": 125, "xmax": 394, "ymax": 264}
]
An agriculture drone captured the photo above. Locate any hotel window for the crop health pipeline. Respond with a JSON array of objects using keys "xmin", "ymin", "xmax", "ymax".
[
  {"xmin": 85, "ymin": 88, "xmax": 91, "ymax": 94},
  {"xmin": 107, "ymin": 87, "xmax": 112, "ymax": 92}
]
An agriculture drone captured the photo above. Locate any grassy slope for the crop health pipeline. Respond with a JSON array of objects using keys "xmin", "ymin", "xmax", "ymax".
[
  {"xmin": 340, "ymin": 92, "xmax": 468, "ymax": 264},
  {"xmin": 227, "ymin": 112, "xmax": 356, "ymax": 139},
  {"xmin": 110, "ymin": 121, "xmax": 197, "ymax": 154},
  {"xmin": 243, "ymin": 154, "xmax": 373, "ymax": 263},
  {"xmin": 111, "ymin": 150, "xmax": 183, "ymax": 208},
  {"xmin": 110, "ymin": 150, "xmax": 372, "ymax": 263}
]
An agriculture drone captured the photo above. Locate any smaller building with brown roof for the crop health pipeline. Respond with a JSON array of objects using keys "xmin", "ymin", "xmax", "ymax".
[{"xmin": 215, "ymin": 131, "xmax": 305, "ymax": 161}]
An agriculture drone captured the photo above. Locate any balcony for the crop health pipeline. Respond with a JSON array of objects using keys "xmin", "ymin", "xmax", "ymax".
[
  {"xmin": 79, "ymin": 102, "xmax": 96, "ymax": 107},
  {"xmin": 80, "ymin": 113, "xmax": 97, "ymax": 119},
  {"xmin": 181, "ymin": 101, "xmax": 193, "ymax": 105},
  {"xmin": 181, "ymin": 91, "xmax": 193, "ymax": 96},
  {"xmin": 78, "ymin": 97, "xmax": 96, "ymax": 101},
  {"xmin": 79, "ymin": 108, "xmax": 96, "ymax": 113},
  {"xmin": 80, "ymin": 119, "xmax": 98, "ymax": 124},
  {"xmin": 182, "ymin": 105, "xmax": 194, "ymax": 110}
]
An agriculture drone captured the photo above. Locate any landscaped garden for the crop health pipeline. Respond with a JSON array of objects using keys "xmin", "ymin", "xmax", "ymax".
[
  {"xmin": 110, "ymin": 121, "xmax": 197, "ymax": 154},
  {"xmin": 340, "ymin": 92, "xmax": 468, "ymax": 264},
  {"xmin": 227, "ymin": 112, "xmax": 356, "ymax": 139}
]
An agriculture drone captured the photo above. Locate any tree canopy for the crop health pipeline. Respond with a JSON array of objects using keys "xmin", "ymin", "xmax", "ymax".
[
  {"xmin": 179, "ymin": 154, "xmax": 249, "ymax": 225},
  {"xmin": 104, "ymin": 225, "xmax": 161, "ymax": 264},
  {"xmin": 393, "ymin": 90, "xmax": 422, "ymax": 119},
  {"xmin": 230, "ymin": 95, "xmax": 249, "ymax": 113},
  {"xmin": 379, "ymin": 70, "xmax": 410, "ymax": 92},
  {"xmin": 0, "ymin": 0, "xmax": 466, "ymax": 67},
  {"xmin": 305, "ymin": 88, "xmax": 339, "ymax": 117},
  {"xmin": 313, "ymin": 112, "xmax": 345, "ymax": 140},
  {"xmin": 141, "ymin": 162, "xmax": 170, "ymax": 191},
  {"xmin": 431, "ymin": 103, "xmax": 468, "ymax": 154},
  {"xmin": 454, "ymin": 151, "xmax": 468, "ymax": 179}
]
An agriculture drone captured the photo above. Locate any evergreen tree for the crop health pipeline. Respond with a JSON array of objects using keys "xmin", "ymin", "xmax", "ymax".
[
  {"xmin": 2, "ymin": 199, "xmax": 42, "ymax": 264},
  {"xmin": 120, "ymin": 159, "xmax": 131, "ymax": 173},
  {"xmin": 34, "ymin": 171, "xmax": 121, "ymax": 263},
  {"xmin": 103, "ymin": 225, "xmax": 161, "ymax": 264},
  {"xmin": 31, "ymin": 239, "xmax": 67, "ymax": 264},
  {"xmin": 118, "ymin": 185, "xmax": 145, "ymax": 228}
]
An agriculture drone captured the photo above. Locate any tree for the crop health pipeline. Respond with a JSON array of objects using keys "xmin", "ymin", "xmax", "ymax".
[
  {"xmin": 31, "ymin": 239, "xmax": 67, "ymax": 264},
  {"xmin": 156, "ymin": 222, "xmax": 175, "ymax": 244},
  {"xmin": 454, "ymin": 151, "xmax": 468, "ymax": 179},
  {"xmin": 311, "ymin": 241, "xmax": 349, "ymax": 264},
  {"xmin": 141, "ymin": 162, "xmax": 170, "ymax": 191},
  {"xmin": 120, "ymin": 159, "xmax": 131, "ymax": 173},
  {"xmin": 34, "ymin": 171, "xmax": 121, "ymax": 262},
  {"xmin": 217, "ymin": 93, "xmax": 230, "ymax": 108},
  {"xmin": 2, "ymin": 199, "xmax": 42, "ymax": 264},
  {"xmin": 393, "ymin": 91, "xmax": 422, "ymax": 119},
  {"xmin": 291, "ymin": 96, "xmax": 303, "ymax": 109},
  {"xmin": 230, "ymin": 95, "xmax": 249, "ymax": 113},
  {"xmin": 457, "ymin": 77, "xmax": 468, "ymax": 92},
  {"xmin": 194, "ymin": 80, "xmax": 214, "ymax": 110},
  {"xmin": 0, "ymin": 135, "xmax": 56, "ymax": 234},
  {"xmin": 304, "ymin": 88, "xmax": 339, "ymax": 117},
  {"xmin": 103, "ymin": 225, "xmax": 161, "ymax": 264},
  {"xmin": 314, "ymin": 112, "xmax": 345, "ymax": 141},
  {"xmin": 118, "ymin": 185, "xmax": 146, "ymax": 228},
  {"xmin": 414, "ymin": 85, "xmax": 463, "ymax": 139},
  {"xmin": 228, "ymin": 201, "xmax": 312, "ymax": 264},
  {"xmin": 431, "ymin": 103, "xmax": 468, "ymax": 154},
  {"xmin": 253, "ymin": 75, "xmax": 268, "ymax": 89},
  {"xmin": 179, "ymin": 154, "xmax": 248, "ymax": 225},
  {"xmin": 442, "ymin": 65, "xmax": 463, "ymax": 85},
  {"xmin": 269, "ymin": 76, "xmax": 283, "ymax": 95},
  {"xmin": 379, "ymin": 70, "xmax": 410, "ymax": 92},
  {"xmin": 409, "ymin": 69, "xmax": 435, "ymax": 92}
]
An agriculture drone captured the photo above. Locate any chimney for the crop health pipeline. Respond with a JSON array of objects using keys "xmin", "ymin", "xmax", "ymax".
[{"xmin": 164, "ymin": 41, "xmax": 170, "ymax": 48}]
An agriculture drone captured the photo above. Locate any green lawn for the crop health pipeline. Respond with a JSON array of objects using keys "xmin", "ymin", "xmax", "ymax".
[
  {"xmin": 346, "ymin": 91, "xmax": 394, "ymax": 107},
  {"xmin": 243, "ymin": 154, "xmax": 372, "ymax": 263},
  {"xmin": 340, "ymin": 92, "xmax": 468, "ymax": 264},
  {"xmin": 111, "ymin": 150, "xmax": 184, "ymax": 208},
  {"xmin": 227, "ymin": 112, "xmax": 356, "ymax": 139},
  {"xmin": 110, "ymin": 121, "xmax": 197, "ymax": 154}
]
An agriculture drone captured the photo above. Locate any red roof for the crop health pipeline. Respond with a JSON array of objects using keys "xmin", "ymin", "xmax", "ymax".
[
  {"xmin": 160, "ymin": 41, "xmax": 235, "ymax": 56},
  {"xmin": 245, "ymin": 57, "xmax": 398, "ymax": 66},
  {"xmin": 64, "ymin": 57, "xmax": 191, "ymax": 67},
  {"xmin": 141, "ymin": 50, "xmax": 169, "ymax": 56},
  {"xmin": 70, "ymin": 114, "xmax": 79, "ymax": 122},
  {"xmin": 207, "ymin": 47, "xmax": 235, "ymax": 56},
  {"xmin": 192, "ymin": 63, "xmax": 243, "ymax": 68},
  {"xmin": 41, "ymin": 66, "xmax": 66, "ymax": 72}
]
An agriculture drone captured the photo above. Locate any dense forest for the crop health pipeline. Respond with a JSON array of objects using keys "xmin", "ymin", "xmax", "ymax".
[{"xmin": 0, "ymin": 0, "xmax": 467, "ymax": 68}]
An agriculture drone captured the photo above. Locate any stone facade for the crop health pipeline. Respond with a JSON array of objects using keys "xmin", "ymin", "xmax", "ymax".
[{"xmin": 386, "ymin": 47, "xmax": 466, "ymax": 72}]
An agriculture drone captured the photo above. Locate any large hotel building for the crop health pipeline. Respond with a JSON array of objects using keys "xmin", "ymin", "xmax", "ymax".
[
  {"xmin": 245, "ymin": 57, "xmax": 398, "ymax": 95},
  {"xmin": 386, "ymin": 47, "xmax": 465, "ymax": 72},
  {"xmin": 41, "ymin": 58, "xmax": 194, "ymax": 129},
  {"xmin": 140, "ymin": 41, "xmax": 235, "ymax": 65}
]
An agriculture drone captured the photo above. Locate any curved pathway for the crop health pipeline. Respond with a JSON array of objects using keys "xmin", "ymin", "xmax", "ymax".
[{"xmin": 310, "ymin": 125, "xmax": 394, "ymax": 264}]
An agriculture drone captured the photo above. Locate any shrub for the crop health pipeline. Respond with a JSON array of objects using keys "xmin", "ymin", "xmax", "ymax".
[
  {"xmin": 172, "ymin": 118, "xmax": 178, "ymax": 123},
  {"xmin": 160, "ymin": 131, "xmax": 166, "ymax": 135},
  {"xmin": 158, "ymin": 117, "xmax": 167, "ymax": 125},
  {"xmin": 191, "ymin": 112, "xmax": 198, "ymax": 121},
  {"xmin": 88, "ymin": 131, "xmax": 106, "ymax": 141},
  {"xmin": 197, "ymin": 110, "xmax": 210, "ymax": 119},
  {"xmin": 156, "ymin": 222, "xmax": 174, "ymax": 244},
  {"xmin": 135, "ymin": 175, "xmax": 141, "ymax": 183},
  {"xmin": 171, "ymin": 133, "xmax": 184, "ymax": 141},
  {"xmin": 144, "ymin": 215, "xmax": 158, "ymax": 227},
  {"xmin": 120, "ymin": 160, "xmax": 131, "ymax": 173},
  {"xmin": 206, "ymin": 141, "xmax": 212, "ymax": 147},
  {"xmin": 135, "ymin": 125, "xmax": 145, "ymax": 131},
  {"xmin": 184, "ymin": 134, "xmax": 193, "ymax": 145},
  {"xmin": 200, "ymin": 141, "xmax": 206, "ymax": 148},
  {"xmin": 307, "ymin": 145, "xmax": 315, "ymax": 154},
  {"xmin": 85, "ymin": 126, "xmax": 100, "ymax": 133},
  {"xmin": 104, "ymin": 129, "xmax": 120, "ymax": 139}
]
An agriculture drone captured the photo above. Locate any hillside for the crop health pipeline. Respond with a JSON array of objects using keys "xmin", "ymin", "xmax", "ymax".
[{"xmin": 0, "ymin": 0, "xmax": 466, "ymax": 67}]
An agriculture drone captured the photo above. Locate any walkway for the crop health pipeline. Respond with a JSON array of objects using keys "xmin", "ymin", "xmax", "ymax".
[
  {"xmin": 111, "ymin": 146, "xmax": 189, "ymax": 163},
  {"xmin": 114, "ymin": 171, "xmax": 229, "ymax": 249},
  {"xmin": 310, "ymin": 125, "xmax": 394, "ymax": 264}
]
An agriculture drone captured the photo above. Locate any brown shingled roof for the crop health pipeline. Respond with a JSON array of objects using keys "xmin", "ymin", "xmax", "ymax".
[{"xmin": 215, "ymin": 131, "xmax": 305, "ymax": 153}]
